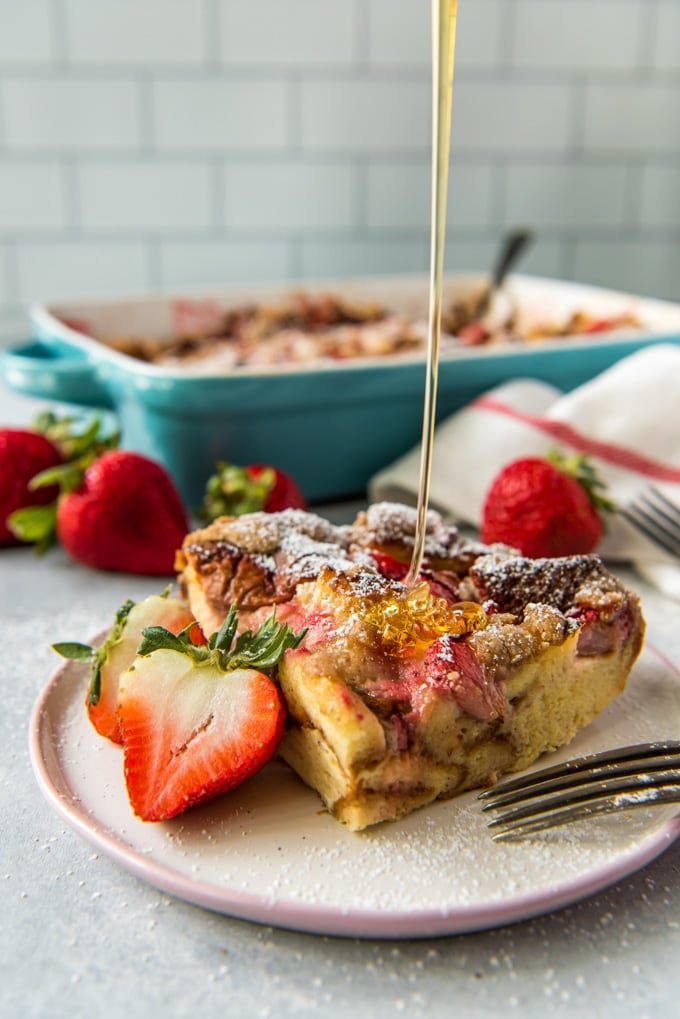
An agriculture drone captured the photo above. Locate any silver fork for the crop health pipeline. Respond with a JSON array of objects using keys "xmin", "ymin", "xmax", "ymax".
[
  {"xmin": 479, "ymin": 741, "xmax": 680, "ymax": 841},
  {"xmin": 620, "ymin": 486, "xmax": 680, "ymax": 559}
]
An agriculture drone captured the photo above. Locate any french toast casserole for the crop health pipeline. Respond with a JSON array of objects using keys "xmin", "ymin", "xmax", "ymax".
[{"xmin": 176, "ymin": 503, "xmax": 645, "ymax": 831}]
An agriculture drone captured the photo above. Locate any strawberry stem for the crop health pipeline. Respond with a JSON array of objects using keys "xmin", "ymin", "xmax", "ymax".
[
  {"xmin": 138, "ymin": 604, "xmax": 307, "ymax": 675},
  {"xmin": 201, "ymin": 462, "xmax": 275, "ymax": 520},
  {"xmin": 52, "ymin": 598, "xmax": 135, "ymax": 705},
  {"xmin": 547, "ymin": 449, "xmax": 616, "ymax": 513},
  {"xmin": 33, "ymin": 410, "xmax": 121, "ymax": 462}
]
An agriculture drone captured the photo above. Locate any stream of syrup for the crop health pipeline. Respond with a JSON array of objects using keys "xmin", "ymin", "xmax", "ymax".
[{"xmin": 405, "ymin": 0, "xmax": 459, "ymax": 587}]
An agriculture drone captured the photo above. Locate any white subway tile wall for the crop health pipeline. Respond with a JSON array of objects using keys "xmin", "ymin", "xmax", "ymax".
[
  {"xmin": 159, "ymin": 239, "xmax": 290, "ymax": 289},
  {"xmin": 0, "ymin": 0, "xmax": 678, "ymax": 341},
  {"xmin": 0, "ymin": 161, "xmax": 67, "ymax": 231},
  {"xmin": 151, "ymin": 77, "xmax": 289, "ymax": 151},
  {"xmin": 15, "ymin": 241, "xmax": 149, "ymax": 303},
  {"xmin": 64, "ymin": 0, "xmax": 207, "ymax": 66},
  {"xmin": 0, "ymin": 0, "xmax": 54, "ymax": 65},
  {"xmin": 218, "ymin": 0, "xmax": 358, "ymax": 69},
  {"xmin": 511, "ymin": 1, "xmax": 644, "ymax": 73},
  {"xmin": 654, "ymin": 3, "xmax": 680, "ymax": 72},
  {"xmin": 3, "ymin": 77, "xmax": 142, "ymax": 150},
  {"xmin": 224, "ymin": 159, "xmax": 357, "ymax": 232},
  {"xmin": 0, "ymin": 244, "xmax": 11, "ymax": 306},
  {"xmin": 77, "ymin": 160, "xmax": 214, "ymax": 231}
]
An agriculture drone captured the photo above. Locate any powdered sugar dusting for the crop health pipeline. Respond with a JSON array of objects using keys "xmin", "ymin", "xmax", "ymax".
[
  {"xmin": 470, "ymin": 553, "xmax": 627, "ymax": 617},
  {"xmin": 32, "ymin": 644, "xmax": 680, "ymax": 934},
  {"xmin": 353, "ymin": 502, "xmax": 459, "ymax": 561},
  {"xmin": 190, "ymin": 508, "xmax": 342, "ymax": 557}
]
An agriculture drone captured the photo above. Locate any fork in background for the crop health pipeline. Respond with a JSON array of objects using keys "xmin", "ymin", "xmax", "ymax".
[
  {"xmin": 620, "ymin": 487, "xmax": 680, "ymax": 559},
  {"xmin": 479, "ymin": 741, "xmax": 680, "ymax": 842}
]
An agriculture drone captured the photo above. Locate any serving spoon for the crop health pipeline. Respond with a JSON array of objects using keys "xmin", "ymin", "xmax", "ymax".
[{"xmin": 475, "ymin": 227, "xmax": 534, "ymax": 318}]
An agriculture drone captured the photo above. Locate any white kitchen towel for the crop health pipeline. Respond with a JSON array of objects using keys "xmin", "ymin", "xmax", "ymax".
[{"xmin": 369, "ymin": 344, "xmax": 680, "ymax": 599}]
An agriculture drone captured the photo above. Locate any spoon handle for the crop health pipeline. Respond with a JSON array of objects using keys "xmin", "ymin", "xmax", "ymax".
[{"xmin": 491, "ymin": 228, "xmax": 533, "ymax": 289}]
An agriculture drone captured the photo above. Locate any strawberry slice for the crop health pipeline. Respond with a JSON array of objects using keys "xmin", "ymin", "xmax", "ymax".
[
  {"xmin": 117, "ymin": 606, "xmax": 306, "ymax": 821},
  {"xmin": 53, "ymin": 592, "xmax": 197, "ymax": 743}
]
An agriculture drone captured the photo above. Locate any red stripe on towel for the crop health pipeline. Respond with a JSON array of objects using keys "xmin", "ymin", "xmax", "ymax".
[
  {"xmin": 648, "ymin": 643, "xmax": 680, "ymax": 678},
  {"xmin": 472, "ymin": 396, "xmax": 680, "ymax": 483}
]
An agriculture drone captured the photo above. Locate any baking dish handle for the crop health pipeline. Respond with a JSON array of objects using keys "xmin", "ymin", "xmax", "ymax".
[{"xmin": 0, "ymin": 339, "xmax": 114, "ymax": 409}]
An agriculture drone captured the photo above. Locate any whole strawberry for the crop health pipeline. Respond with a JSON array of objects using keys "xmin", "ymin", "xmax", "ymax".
[
  {"xmin": 202, "ymin": 461, "xmax": 307, "ymax": 520},
  {"xmin": 7, "ymin": 412, "xmax": 120, "ymax": 551},
  {"xmin": 55, "ymin": 450, "xmax": 190, "ymax": 575},
  {"xmin": 480, "ymin": 451, "xmax": 613, "ymax": 558},
  {"xmin": 0, "ymin": 429, "xmax": 63, "ymax": 546}
]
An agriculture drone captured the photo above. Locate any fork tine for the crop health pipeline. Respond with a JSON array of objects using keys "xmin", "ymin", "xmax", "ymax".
[
  {"xmin": 644, "ymin": 486, "xmax": 680, "ymax": 525},
  {"xmin": 480, "ymin": 741, "xmax": 680, "ymax": 810},
  {"xmin": 621, "ymin": 487, "xmax": 680, "ymax": 558},
  {"xmin": 489, "ymin": 789, "xmax": 680, "ymax": 841},
  {"xmin": 488, "ymin": 783, "xmax": 680, "ymax": 842},
  {"xmin": 481, "ymin": 755, "xmax": 678, "ymax": 811},
  {"xmin": 486, "ymin": 768, "xmax": 680, "ymax": 826},
  {"xmin": 480, "ymin": 740, "xmax": 680, "ymax": 841},
  {"xmin": 479, "ymin": 740, "xmax": 680, "ymax": 805},
  {"xmin": 623, "ymin": 501, "xmax": 680, "ymax": 550}
]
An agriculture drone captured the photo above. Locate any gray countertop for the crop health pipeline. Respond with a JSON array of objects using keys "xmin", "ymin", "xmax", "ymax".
[{"xmin": 1, "ymin": 385, "xmax": 679, "ymax": 1019}]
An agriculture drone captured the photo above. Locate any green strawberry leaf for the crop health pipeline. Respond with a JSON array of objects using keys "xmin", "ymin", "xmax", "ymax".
[
  {"xmin": 33, "ymin": 410, "xmax": 120, "ymax": 462},
  {"xmin": 30, "ymin": 415, "xmax": 121, "ymax": 499},
  {"xmin": 228, "ymin": 612, "xmax": 305, "ymax": 672},
  {"xmin": 212, "ymin": 603, "xmax": 240, "ymax": 653},
  {"xmin": 137, "ymin": 624, "xmax": 208, "ymax": 662},
  {"xmin": 138, "ymin": 603, "xmax": 307, "ymax": 675},
  {"xmin": 547, "ymin": 449, "xmax": 617, "ymax": 513},
  {"xmin": 201, "ymin": 462, "xmax": 275, "ymax": 521},
  {"xmin": 52, "ymin": 641, "xmax": 94, "ymax": 662},
  {"xmin": 30, "ymin": 461, "xmax": 82, "ymax": 494},
  {"xmin": 8, "ymin": 503, "xmax": 57, "ymax": 552},
  {"xmin": 53, "ymin": 598, "xmax": 136, "ymax": 706}
]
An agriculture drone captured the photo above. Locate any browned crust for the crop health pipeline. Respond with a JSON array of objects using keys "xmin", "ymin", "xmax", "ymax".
[{"xmin": 176, "ymin": 502, "xmax": 646, "ymax": 830}]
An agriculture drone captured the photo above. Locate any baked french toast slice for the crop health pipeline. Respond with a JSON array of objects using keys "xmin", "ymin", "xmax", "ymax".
[{"xmin": 176, "ymin": 503, "xmax": 645, "ymax": 830}]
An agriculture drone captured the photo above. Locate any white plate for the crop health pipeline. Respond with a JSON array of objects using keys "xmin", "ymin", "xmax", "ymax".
[{"xmin": 30, "ymin": 643, "xmax": 680, "ymax": 940}]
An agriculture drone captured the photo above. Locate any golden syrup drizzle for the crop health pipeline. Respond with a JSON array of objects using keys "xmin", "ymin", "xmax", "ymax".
[
  {"xmin": 363, "ymin": 2, "xmax": 464, "ymax": 654},
  {"xmin": 366, "ymin": 589, "xmax": 487, "ymax": 658},
  {"xmin": 405, "ymin": 0, "xmax": 459, "ymax": 588}
]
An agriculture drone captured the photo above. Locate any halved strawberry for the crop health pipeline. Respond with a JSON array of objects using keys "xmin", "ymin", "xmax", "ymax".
[
  {"xmin": 117, "ymin": 606, "xmax": 306, "ymax": 821},
  {"xmin": 53, "ymin": 592, "xmax": 197, "ymax": 743}
]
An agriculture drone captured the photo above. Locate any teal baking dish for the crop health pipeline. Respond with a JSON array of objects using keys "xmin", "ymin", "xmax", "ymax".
[{"xmin": 3, "ymin": 274, "xmax": 680, "ymax": 510}]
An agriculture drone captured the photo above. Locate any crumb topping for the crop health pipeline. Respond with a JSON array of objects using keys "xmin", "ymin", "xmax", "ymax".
[
  {"xmin": 349, "ymin": 501, "xmax": 497, "ymax": 570},
  {"xmin": 352, "ymin": 502, "xmax": 454, "ymax": 554},
  {"xmin": 179, "ymin": 504, "xmax": 639, "ymax": 714},
  {"xmin": 469, "ymin": 552, "xmax": 626, "ymax": 617},
  {"xmin": 185, "ymin": 508, "xmax": 343, "ymax": 556}
]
